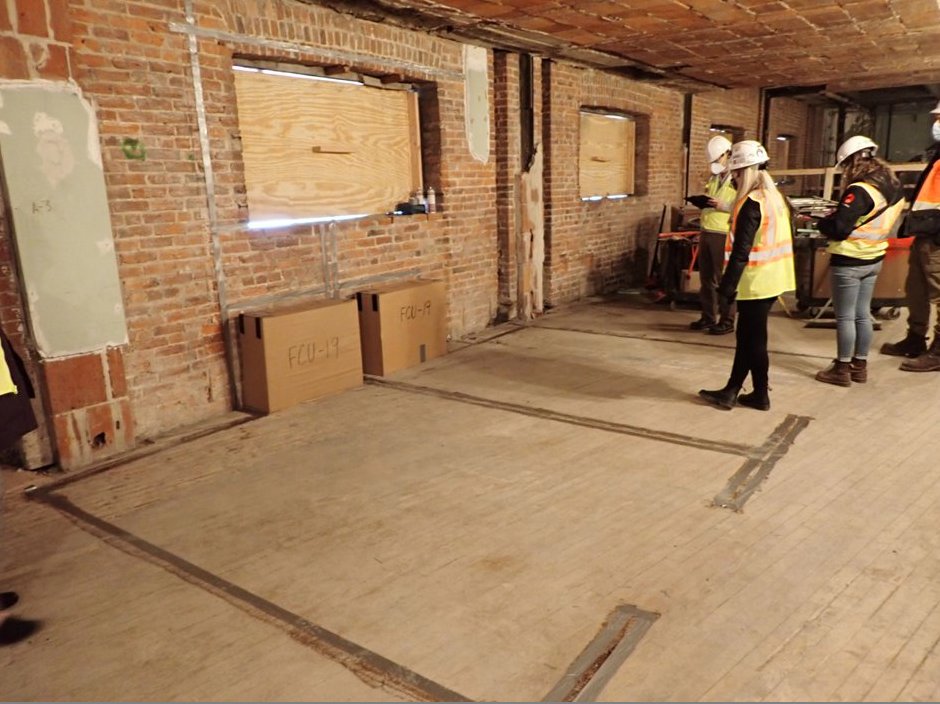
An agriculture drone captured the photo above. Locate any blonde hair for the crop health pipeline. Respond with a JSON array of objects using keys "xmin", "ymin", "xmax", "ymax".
[{"xmin": 733, "ymin": 165, "xmax": 787, "ymax": 213}]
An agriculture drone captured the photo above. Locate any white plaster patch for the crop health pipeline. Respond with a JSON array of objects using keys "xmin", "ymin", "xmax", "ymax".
[
  {"xmin": 35, "ymin": 121, "xmax": 75, "ymax": 187},
  {"xmin": 33, "ymin": 111, "xmax": 63, "ymax": 135},
  {"xmin": 0, "ymin": 122, "xmax": 10, "ymax": 135},
  {"xmin": 80, "ymin": 95, "xmax": 104, "ymax": 170},
  {"xmin": 96, "ymin": 239, "xmax": 114, "ymax": 254},
  {"xmin": 463, "ymin": 44, "xmax": 490, "ymax": 165}
]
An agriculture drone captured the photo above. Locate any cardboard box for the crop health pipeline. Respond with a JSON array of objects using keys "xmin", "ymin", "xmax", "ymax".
[
  {"xmin": 357, "ymin": 280, "xmax": 447, "ymax": 376},
  {"xmin": 238, "ymin": 298, "xmax": 363, "ymax": 414}
]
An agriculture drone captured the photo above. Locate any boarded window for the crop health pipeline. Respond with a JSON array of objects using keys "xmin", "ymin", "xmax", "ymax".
[
  {"xmin": 233, "ymin": 67, "xmax": 422, "ymax": 222},
  {"xmin": 579, "ymin": 111, "xmax": 635, "ymax": 198}
]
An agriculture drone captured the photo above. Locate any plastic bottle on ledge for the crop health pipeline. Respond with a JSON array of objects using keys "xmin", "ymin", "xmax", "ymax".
[{"xmin": 426, "ymin": 186, "xmax": 436, "ymax": 213}]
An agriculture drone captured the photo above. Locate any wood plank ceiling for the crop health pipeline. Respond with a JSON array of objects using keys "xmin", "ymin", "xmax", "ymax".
[{"xmin": 311, "ymin": 0, "xmax": 940, "ymax": 92}]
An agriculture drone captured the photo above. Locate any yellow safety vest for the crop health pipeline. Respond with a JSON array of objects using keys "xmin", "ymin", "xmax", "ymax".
[
  {"xmin": 725, "ymin": 191, "xmax": 796, "ymax": 300},
  {"xmin": 827, "ymin": 181, "xmax": 904, "ymax": 260},
  {"xmin": 0, "ymin": 350, "xmax": 15, "ymax": 396},
  {"xmin": 701, "ymin": 174, "xmax": 736, "ymax": 234}
]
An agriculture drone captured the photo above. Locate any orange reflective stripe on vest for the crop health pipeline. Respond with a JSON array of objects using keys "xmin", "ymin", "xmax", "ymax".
[
  {"xmin": 827, "ymin": 181, "xmax": 904, "ymax": 260},
  {"xmin": 912, "ymin": 159, "xmax": 940, "ymax": 211},
  {"xmin": 724, "ymin": 191, "xmax": 796, "ymax": 300}
]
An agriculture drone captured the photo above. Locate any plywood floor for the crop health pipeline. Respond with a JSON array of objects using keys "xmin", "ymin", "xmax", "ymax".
[{"xmin": 2, "ymin": 295, "xmax": 940, "ymax": 701}]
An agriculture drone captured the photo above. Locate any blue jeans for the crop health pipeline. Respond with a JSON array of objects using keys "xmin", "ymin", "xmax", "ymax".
[{"xmin": 831, "ymin": 261, "xmax": 883, "ymax": 361}]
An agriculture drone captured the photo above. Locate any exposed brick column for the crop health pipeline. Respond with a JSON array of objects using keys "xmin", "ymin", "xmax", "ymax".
[
  {"xmin": 41, "ymin": 349, "xmax": 134, "ymax": 470},
  {"xmin": 494, "ymin": 50, "xmax": 520, "ymax": 321}
]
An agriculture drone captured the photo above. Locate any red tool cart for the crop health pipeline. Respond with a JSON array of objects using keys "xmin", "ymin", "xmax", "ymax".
[{"xmin": 648, "ymin": 230, "xmax": 701, "ymax": 309}]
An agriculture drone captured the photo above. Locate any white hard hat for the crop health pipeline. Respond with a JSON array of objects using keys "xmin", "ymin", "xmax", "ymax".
[
  {"xmin": 931, "ymin": 99, "xmax": 940, "ymax": 115},
  {"xmin": 836, "ymin": 135, "xmax": 877, "ymax": 166},
  {"xmin": 706, "ymin": 135, "xmax": 732, "ymax": 163},
  {"xmin": 729, "ymin": 140, "xmax": 769, "ymax": 170}
]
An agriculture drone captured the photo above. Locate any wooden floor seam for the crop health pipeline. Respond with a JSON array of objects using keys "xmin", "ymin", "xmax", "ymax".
[
  {"xmin": 31, "ymin": 491, "xmax": 472, "ymax": 703},
  {"xmin": 518, "ymin": 322, "xmax": 834, "ymax": 361}
]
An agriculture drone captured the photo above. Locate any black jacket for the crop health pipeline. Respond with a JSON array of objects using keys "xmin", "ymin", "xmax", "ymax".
[
  {"xmin": 0, "ymin": 327, "xmax": 37, "ymax": 450},
  {"xmin": 818, "ymin": 175, "xmax": 903, "ymax": 266},
  {"xmin": 717, "ymin": 198, "xmax": 762, "ymax": 301}
]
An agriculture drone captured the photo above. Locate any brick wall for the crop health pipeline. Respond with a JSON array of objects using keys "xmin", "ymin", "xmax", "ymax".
[
  {"xmin": 62, "ymin": 0, "xmax": 499, "ymax": 439},
  {"xmin": 543, "ymin": 62, "xmax": 685, "ymax": 303},
  {"xmin": 0, "ymin": 0, "xmax": 816, "ymax": 463},
  {"xmin": 0, "ymin": 0, "xmax": 73, "ymax": 82},
  {"xmin": 688, "ymin": 87, "xmax": 761, "ymax": 194},
  {"xmin": 494, "ymin": 51, "xmax": 520, "ymax": 321},
  {"xmin": 766, "ymin": 97, "xmax": 810, "ymax": 168}
]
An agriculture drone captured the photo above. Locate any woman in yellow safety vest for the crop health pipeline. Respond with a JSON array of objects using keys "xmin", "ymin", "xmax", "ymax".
[
  {"xmin": 814, "ymin": 136, "xmax": 904, "ymax": 386},
  {"xmin": 699, "ymin": 140, "xmax": 795, "ymax": 411}
]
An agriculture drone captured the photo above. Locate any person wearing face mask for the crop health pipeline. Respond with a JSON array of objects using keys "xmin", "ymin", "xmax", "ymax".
[
  {"xmin": 688, "ymin": 136, "xmax": 738, "ymax": 335},
  {"xmin": 880, "ymin": 100, "xmax": 940, "ymax": 370},
  {"xmin": 698, "ymin": 140, "xmax": 795, "ymax": 411},
  {"xmin": 813, "ymin": 136, "xmax": 905, "ymax": 386}
]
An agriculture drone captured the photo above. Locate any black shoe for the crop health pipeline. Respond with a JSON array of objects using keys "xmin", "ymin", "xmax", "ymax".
[
  {"xmin": 0, "ymin": 617, "xmax": 41, "ymax": 646},
  {"xmin": 689, "ymin": 318, "xmax": 712, "ymax": 331},
  {"xmin": 698, "ymin": 385, "xmax": 739, "ymax": 410},
  {"xmin": 738, "ymin": 388, "xmax": 770, "ymax": 411},
  {"xmin": 0, "ymin": 592, "xmax": 18, "ymax": 611},
  {"xmin": 707, "ymin": 320, "xmax": 735, "ymax": 335},
  {"xmin": 880, "ymin": 332, "xmax": 927, "ymax": 358}
]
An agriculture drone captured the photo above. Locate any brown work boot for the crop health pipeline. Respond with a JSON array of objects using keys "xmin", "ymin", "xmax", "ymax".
[
  {"xmin": 815, "ymin": 360, "xmax": 852, "ymax": 386},
  {"xmin": 900, "ymin": 338, "xmax": 940, "ymax": 372},
  {"xmin": 880, "ymin": 332, "xmax": 927, "ymax": 358},
  {"xmin": 849, "ymin": 358, "xmax": 868, "ymax": 383}
]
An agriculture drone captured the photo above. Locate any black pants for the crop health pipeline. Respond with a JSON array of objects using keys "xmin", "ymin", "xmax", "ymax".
[
  {"xmin": 728, "ymin": 297, "xmax": 776, "ymax": 390},
  {"xmin": 698, "ymin": 232, "xmax": 736, "ymax": 325}
]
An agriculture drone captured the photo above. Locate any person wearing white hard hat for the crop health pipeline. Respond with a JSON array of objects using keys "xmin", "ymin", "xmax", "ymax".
[
  {"xmin": 880, "ymin": 99, "xmax": 940, "ymax": 371},
  {"xmin": 699, "ymin": 140, "xmax": 795, "ymax": 411},
  {"xmin": 686, "ymin": 135, "xmax": 738, "ymax": 334},
  {"xmin": 813, "ymin": 135, "xmax": 904, "ymax": 386}
]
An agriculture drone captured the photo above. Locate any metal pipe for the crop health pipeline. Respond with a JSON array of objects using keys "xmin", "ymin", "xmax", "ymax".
[
  {"xmin": 184, "ymin": 0, "xmax": 240, "ymax": 410},
  {"xmin": 329, "ymin": 222, "xmax": 340, "ymax": 299},
  {"xmin": 317, "ymin": 224, "xmax": 333, "ymax": 297}
]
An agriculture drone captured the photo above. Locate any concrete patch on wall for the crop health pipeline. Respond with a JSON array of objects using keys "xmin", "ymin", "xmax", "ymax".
[
  {"xmin": 463, "ymin": 44, "xmax": 490, "ymax": 164},
  {"xmin": 0, "ymin": 80, "xmax": 128, "ymax": 357},
  {"xmin": 33, "ymin": 111, "xmax": 75, "ymax": 186}
]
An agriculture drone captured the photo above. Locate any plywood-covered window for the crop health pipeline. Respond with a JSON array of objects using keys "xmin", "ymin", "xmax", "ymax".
[
  {"xmin": 579, "ymin": 110, "xmax": 636, "ymax": 199},
  {"xmin": 233, "ymin": 65, "xmax": 422, "ymax": 224}
]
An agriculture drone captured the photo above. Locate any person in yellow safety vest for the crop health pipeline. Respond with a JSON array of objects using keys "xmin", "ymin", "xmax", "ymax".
[
  {"xmin": 699, "ymin": 140, "xmax": 795, "ymax": 411},
  {"xmin": 881, "ymin": 100, "xmax": 940, "ymax": 371},
  {"xmin": 814, "ymin": 136, "xmax": 905, "ymax": 386},
  {"xmin": 0, "ymin": 325, "xmax": 41, "ymax": 646},
  {"xmin": 688, "ymin": 136, "xmax": 738, "ymax": 335}
]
